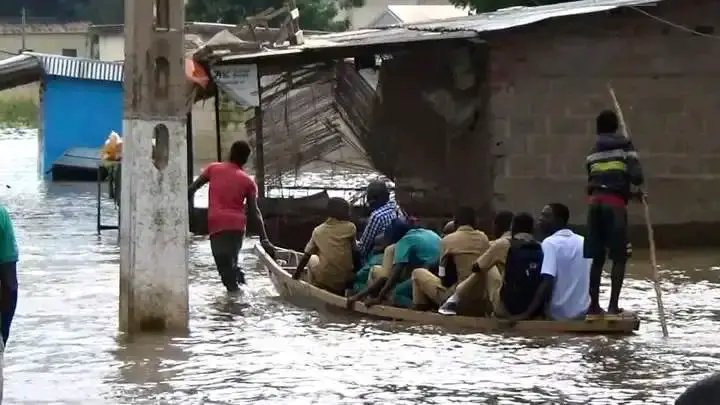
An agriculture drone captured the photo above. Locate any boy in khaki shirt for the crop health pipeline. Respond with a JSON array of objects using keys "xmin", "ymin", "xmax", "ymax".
[
  {"xmin": 438, "ymin": 210, "xmax": 518, "ymax": 316},
  {"xmin": 293, "ymin": 198, "xmax": 358, "ymax": 295},
  {"xmin": 411, "ymin": 207, "xmax": 489, "ymax": 310}
]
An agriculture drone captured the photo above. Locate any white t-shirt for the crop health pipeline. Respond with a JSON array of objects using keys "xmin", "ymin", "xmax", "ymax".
[{"xmin": 540, "ymin": 229, "xmax": 591, "ymax": 320}]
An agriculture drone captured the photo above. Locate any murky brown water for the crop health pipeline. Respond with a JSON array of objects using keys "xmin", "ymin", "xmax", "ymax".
[{"xmin": 0, "ymin": 128, "xmax": 718, "ymax": 404}]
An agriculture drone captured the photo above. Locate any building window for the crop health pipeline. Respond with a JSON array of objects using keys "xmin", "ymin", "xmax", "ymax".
[
  {"xmin": 61, "ymin": 48, "xmax": 77, "ymax": 57},
  {"xmin": 90, "ymin": 35, "xmax": 100, "ymax": 60}
]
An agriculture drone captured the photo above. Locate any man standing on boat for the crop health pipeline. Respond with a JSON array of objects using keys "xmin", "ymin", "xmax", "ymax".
[
  {"xmin": 584, "ymin": 110, "xmax": 644, "ymax": 317},
  {"xmin": 357, "ymin": 181, "xmax": 402, "ymax": 261},
  {"xmin": 189, "ymin": 140, "xmax": 276, "ymax": 292}
]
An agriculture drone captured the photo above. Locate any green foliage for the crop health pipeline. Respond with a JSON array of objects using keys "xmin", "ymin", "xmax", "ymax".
[
  {"xmin": 0, "ymin": 0, "xmax": 123, "ymax": 24},
  {"xmin": 2, "ymin": 0, "xmax": 358, "ymax": 32},
  {"xmin": 186, "ymin": 0, "xmax": 358, "ymax": 32},
  {"xmin": 0, "ymin": 97, "xmax": 39, "ymax": 128},
  {"xmin": 448, "ymin": 0, "xmax": 572, "ymax": 13}
]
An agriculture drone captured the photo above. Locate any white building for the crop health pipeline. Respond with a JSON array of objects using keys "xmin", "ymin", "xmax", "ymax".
[
  {"xmin": 366, "ymin": 4, "xmax": 471, "ymax": 27},
  {"xmin": 338, "ymin": 1, "xmax": 467, "ymax": 29}
]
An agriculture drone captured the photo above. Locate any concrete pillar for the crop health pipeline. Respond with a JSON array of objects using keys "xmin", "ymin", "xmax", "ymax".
[{"xmin": 119, "ymin": 0, "xmax": 189, "ymax": 334}]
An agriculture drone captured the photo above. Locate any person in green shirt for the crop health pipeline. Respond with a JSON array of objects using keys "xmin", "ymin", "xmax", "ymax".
[
  {"xmin": 0, "ymin": 203, "xmax": 18, "ymax": 345},
  {"xmin": 363, "ymin": 218, "xmax": 442, "ymax": 308},
  {"xmin": 350, "ymin": 234, "xmax": 387, "ymax": 295}
]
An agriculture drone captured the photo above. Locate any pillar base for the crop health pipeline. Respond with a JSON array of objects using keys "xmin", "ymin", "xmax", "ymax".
[{"xmin": 119, "ymin": 118, "xmax": 189, "ymax": 334}]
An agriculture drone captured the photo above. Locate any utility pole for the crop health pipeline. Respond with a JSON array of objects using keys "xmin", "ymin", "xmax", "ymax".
[
  {"xmin": 20, "ymin": 8, "xmax": 26, "ymax": 52},
  {"xmin": 119, "ymin": 0, "xmax": 189, "ymax": 334}
]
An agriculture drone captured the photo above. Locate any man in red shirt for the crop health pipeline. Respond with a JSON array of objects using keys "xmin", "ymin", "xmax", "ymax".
[{"xmin": 189, "ymin": 140, "xmax": 276, "ymax": 292}]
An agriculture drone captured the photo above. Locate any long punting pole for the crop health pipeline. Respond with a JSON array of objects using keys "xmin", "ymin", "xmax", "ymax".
[{"xmin": 607, "ymin": 84, "xmax": 669, "ymax": 338}]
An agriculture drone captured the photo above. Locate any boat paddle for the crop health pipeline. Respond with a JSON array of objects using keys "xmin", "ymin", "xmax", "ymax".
[{"xmin": 607, "ymin": 84, "xmax": 669, "ymax": 338}]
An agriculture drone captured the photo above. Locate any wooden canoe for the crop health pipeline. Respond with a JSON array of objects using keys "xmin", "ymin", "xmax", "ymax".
[{"xmin": 254, "ymin": 245, "xmax": 641, "ymax": 335}]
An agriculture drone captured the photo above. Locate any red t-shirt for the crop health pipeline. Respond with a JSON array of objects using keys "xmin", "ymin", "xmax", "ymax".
[{"xmin": 203, "ymin": 162, "xmax": 257, "ymax": 235}]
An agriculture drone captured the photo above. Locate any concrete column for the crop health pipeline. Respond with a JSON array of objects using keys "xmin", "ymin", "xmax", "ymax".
[{"xmin": 119, "ymin": 0, "xmax": 189, "ymax": 334}]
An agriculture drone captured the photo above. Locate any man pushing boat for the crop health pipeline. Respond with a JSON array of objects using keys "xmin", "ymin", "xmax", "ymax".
[
  {"xmin": 584, "ymin": 110, "xmax": 645, "ymax": 318},
  {"xmin": 189, "ymin": 140, "xmax": 276, "ymax": 293}
]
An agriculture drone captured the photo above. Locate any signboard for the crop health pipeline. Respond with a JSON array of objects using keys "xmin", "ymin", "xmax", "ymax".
[{"xmin": 212, "ymin": 64, "xmax": 260, "ymax": 107}]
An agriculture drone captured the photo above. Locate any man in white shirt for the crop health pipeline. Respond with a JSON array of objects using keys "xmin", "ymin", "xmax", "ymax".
[{"xmin": 508, "ymin": 203, "xmax": 590, "ymax": 321}]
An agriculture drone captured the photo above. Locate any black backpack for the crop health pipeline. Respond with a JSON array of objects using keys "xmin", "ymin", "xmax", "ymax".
[{"xmin": 500, "ymin": 238, "xmax": 544, "ymax": 316}]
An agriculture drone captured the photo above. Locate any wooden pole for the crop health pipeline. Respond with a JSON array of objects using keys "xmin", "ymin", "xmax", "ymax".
[
  {"xmin": 255, "ymin": 67, "xmax": 266, "ymax": 199},
  {"xmin": 607, "ymin": 84, "xmax": 669, "ymax": 338},
  {"xmin": 186, "ymin": 111, "xmax": 194, "ymax": 186},
  {"xmin": 214, "ymin": 86, "xmax": 222, "ymax": 162},
  {"xmin": 186, "ymin": 111, "xmax": 195, "ymax": 233}
]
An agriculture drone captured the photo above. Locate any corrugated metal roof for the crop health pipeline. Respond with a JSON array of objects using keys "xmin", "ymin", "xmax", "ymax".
[
  {"xmin": 0, "ymin": 21, "xmax": 91, "ymax": 35},
  {"xmin": 25, "ymin": 52, "xmax": 123, "ymax": 82},
  {"xmin": 404, "ymin": 0, "xmax": 659, "ymax": 32},
  {"xmin": 219, "ymin": 28, "xmax": 478, "ymax": 63},
  {"xmin": 217, "ymin": 0, "xmax": 659, "ymax": 64}
]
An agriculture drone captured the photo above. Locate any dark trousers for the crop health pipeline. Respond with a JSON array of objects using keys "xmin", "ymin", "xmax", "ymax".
[
  {"xmin": 0, "ymin": 262, "xmax": 18, "ymax": 345},
  {"xmin": 583, "ymin": 203, "xmax": 628, "ymax": 262},
  {"xmin": 209, "ymin": 231, "xmax": 245, "ymax": 292}
]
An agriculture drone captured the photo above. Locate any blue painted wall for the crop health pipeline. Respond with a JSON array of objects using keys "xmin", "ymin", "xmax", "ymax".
[{"xmin": 41, "ymin": 76, "xmax": 122, "ymax": 176}]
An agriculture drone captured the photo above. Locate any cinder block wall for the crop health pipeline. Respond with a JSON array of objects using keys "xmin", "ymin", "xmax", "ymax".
[{"xmin": 489, "ymin": 0, "xmax": 720, "ymax": 230}]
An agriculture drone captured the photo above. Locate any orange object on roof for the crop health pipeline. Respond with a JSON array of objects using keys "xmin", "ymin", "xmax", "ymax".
[{"xmin": 185, "ymin": 58, "xmax": 209, "ymax": 88}]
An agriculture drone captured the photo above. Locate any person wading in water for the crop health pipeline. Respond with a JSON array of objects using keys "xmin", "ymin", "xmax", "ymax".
[
  {"xmin": 189, "ymin": 140, "xmax": 276, "ymax": 293},
  {"xmin": 584, "ymin": 110, "xmax": 644, "ymax": 317},
  {"xmin": 0, "ymin": 200, "xmax": 18, "ymax": 402}
]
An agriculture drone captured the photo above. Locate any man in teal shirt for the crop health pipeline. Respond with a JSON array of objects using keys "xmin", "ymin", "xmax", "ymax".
[
  {"xmin": 364, "ymin": 219, "xmax": 441, "ymax": 308},
  {"xmin": 0, "ymin": 203, "xmax": 18, "ymax": 345}
]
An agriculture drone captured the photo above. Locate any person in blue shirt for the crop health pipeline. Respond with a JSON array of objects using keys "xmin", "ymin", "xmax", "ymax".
[
  {"xmin": 357, "ymin": 181, "xmax": 401, "ymax": 261},
  {"xmin": 0, "ymin": 203, "xmax": 18, "ymax": 345}
]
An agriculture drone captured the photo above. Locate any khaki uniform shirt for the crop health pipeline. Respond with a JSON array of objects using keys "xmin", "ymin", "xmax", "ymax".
[
  {"xmin": 304, "ymin": 218, "xmax": 357, "ymax": 292},
  {"xmin": 441, "ymin": 225, "xmax": 490, "ymax": 282}
]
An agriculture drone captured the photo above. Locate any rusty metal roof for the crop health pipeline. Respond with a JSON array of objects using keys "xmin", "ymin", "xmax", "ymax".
[
  {"xmin": 218, "ymin": 28, "xmax": 478, "ymax": 63},
  {"xmin": 0, "ymin": 22, "xmax": 91, "ymax": 35},
  {"xmin": 26, "ymin": 53, "xmax": 123, "ymax": 82},
  {"xmin": 216, "ymin": 0, "xmax": 659, "ymax": 64},
  {"xmin": 404, "ymin": 0, "xmax": 659, "ymax": 32}
]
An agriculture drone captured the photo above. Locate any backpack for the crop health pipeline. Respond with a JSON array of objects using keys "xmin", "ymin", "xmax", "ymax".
[{"xmin": 500, "ymin": 238, "xmax": 544, "ymax": 316}]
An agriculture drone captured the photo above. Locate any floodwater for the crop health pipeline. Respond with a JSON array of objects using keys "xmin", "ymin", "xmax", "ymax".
[{"xmin": 0, "ymin": 128, "xmax": 718, "ymax": 405}]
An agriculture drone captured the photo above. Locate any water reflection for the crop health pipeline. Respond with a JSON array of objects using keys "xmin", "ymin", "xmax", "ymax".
[
  {"xmin": 1, "ymin": 129, "xmax": 719, "ymax": 403},
  {"xmin": 110, "ymin": 336, "xmax": 191, "ymax": 401}
]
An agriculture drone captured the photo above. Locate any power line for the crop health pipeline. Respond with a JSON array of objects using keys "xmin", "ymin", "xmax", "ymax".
[{"xmin": 628, "ymin": 5, "xmax": 720, "ymax": 40}]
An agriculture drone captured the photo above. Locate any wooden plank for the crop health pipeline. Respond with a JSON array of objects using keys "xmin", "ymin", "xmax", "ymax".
[{"xmin": 254, "ymin": 245, "xmax": 641, "ymax": 335}]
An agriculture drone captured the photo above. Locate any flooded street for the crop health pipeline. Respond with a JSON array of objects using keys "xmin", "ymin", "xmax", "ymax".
[{"xmin": 0, "ymin": 128, "xmax": 718, "ymax": 404}]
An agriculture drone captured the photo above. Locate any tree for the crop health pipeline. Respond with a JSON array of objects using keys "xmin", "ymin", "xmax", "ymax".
[
  {"xmin": 0, "ymin": 0, "xmax": 123, "ymax": 24},
  {"xmin": 71, "ymin": 0, "xmax": 124, "ymax": 24},
  {"xmin": 449, "ymin": 0, "xmax": 572, "ymax": 13},
  {"xmin": 186, "ymin": 0, "xmax": 361, "ymax": 32}
]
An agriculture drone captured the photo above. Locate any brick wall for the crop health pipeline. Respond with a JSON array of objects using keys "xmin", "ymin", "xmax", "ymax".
[{"xmin": 489, "ymin": 0, "xmax": 720, "ymax": 231}]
